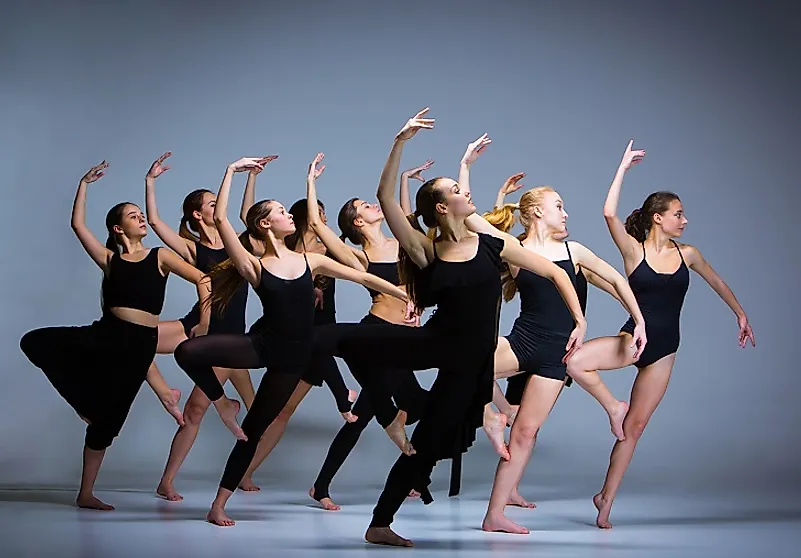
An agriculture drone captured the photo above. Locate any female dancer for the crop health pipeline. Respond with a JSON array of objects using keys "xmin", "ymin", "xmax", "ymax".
[
  {"xmin": 311, "ymin": 109, "xmax": 586, "ymax": 547},
  {"xmin": 566, "ymin": 140, "xmax": 755, "ymax": 529},
  {"xmin": 171, "ymin": 156, "xmax": 409, "ymax": 527},
  {"xmin": 462, "ymin": 178, "xmax": 646, "ymax": 534},
  {"xmin": 146, "ymin": 152, "xmax": 277, "ymax": 500},
  {"xmin": 304, "ymin": 153, "xmax": 432, "ymax": 511},
  {"xmin": 19, "ymin": 160, "xmax": 213, "ymax": 511}
]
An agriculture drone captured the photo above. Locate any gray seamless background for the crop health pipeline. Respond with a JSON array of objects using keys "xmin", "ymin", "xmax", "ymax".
[{"xmin": 1, "ymin": 0, "xmax": 798, "ymax": 498}]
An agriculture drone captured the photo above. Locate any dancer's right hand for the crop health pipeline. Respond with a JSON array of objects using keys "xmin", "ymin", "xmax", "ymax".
[
  {"xmin": 402, "ymin": 160, "xmax": 435, "ymax": 182},
  {"xmin": 500, "ymin": 172, "xmax": 526, "ymax": 195},
  {"xmin": 147, "ymin": 152, "xmax": 172, "ymax": 179},
  {"xmin": 308, "ymin": 152, "xmax": 326, "ymax": 181},
  {"xmin": 228, "ymin": 157, "xmax": 273, "ymax": 173},
  {"xmin": 81, "ymin": 160, "xmax": 108, "ymax": 184},
  {"xmin": 619, "ymin": 140, "xmax": 646, "ymax": 171},
  {"xmin": 461, "ymin": 133, "xmax": 492, "ymax": 166},
  {"xmin": 395, "ymin": 108, "xmax": 435, "ymax": 141}
]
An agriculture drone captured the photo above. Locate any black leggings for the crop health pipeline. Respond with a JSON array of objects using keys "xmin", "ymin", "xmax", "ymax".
[
  {"xmin": 302, "ymin": 349, "xmax": 353, "ymax": 413},
  {"xmin": 311, "ymin": 372, "xmax": 428, "ymax": 501},
  {"xmin": 19, "ymin": 314, "xmax": 158, "ymax": 451},
  {"xmin": 174, "ymin": 333, "xmax": 304, "ymax": 492}
]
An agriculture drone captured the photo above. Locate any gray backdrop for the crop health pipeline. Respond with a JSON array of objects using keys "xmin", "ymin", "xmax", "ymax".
[{"xmin": 1, "ymin": 0, "xmax": 798, "ymax": 499}]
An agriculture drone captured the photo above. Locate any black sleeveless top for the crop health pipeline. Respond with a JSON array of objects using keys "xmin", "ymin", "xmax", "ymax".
[
  {"xmin": 364, "ymin": 252, "xmax": 401, "ymax": 298},
  {"xmin": 625, "ymin": 240, "xmax": 689, "ymax": 332},
  {"xmin": 196, "ymin": 242, "xmax": 247, "ymax": 327},
  {"xmin": 513, "ymin": 242, "xmax": 577, "ymax": 338},
  {"xmin": 249, "ymin": 255, "xmax": 316, "ymax": 368},
  {"xmin": 103, "ymin": 248, "xmax": 167, "ymax": 315}
]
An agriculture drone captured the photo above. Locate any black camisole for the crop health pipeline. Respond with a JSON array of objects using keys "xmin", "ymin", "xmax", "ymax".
[
  {"xmin": 364, "ymin": 252, "xmax": 401, "ymax": 298},
  {"xmin": 103, "ymin": 248, "xmax": 167, "ymax": 315}
]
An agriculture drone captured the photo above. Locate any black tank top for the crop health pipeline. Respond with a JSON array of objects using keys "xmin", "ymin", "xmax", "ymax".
[
  {"xmin": 314, "ymin": 277, "xmax": 336, "ymax": 325},
  {"xmin": 422, "ymin": 233, "xmax": 504, "ymax": 352},
  {"xmin": 195, "ymin": 242, "xmax": 248, "ymax": 323},
  {"xmin": 103, "ymin": 248, "xmax": 167, "ymax": 315},
  {"xmin": 576, "ymin": 269, "xmax": 588, "ymax": 314},
  {"xmin": 249, "ymin": 254, "xmax": 316, "ymax": 367},
  {"xmin": 364, "ymin": 252, "xmax": 401, "ymax": 298},
  {"xmin": 513, "ymin": 242, "xmax": 577, "ymax": 336},
  {"xmin": 627, "ymin": 241, "xmax": 689, "ymax": 329}
]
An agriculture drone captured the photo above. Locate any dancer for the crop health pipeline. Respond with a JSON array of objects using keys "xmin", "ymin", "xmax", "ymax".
[
  {"xmin": 567, "ymin": 140, "xmax": 755, "ymax": 529},
  {"xmin": 19, "ymin": 160, "xmax": 212, "ymax": 511},
  {"xmin": 148, "ymin": 152, "xmax": 277, "ymax": 500},
  {"xmin": 311, "ymin": 109, "xmax": 586, "ymax": 547},
  {"xmin": 171, "ymin": 156, "xmax": 409, "ymax": 526},
  {"xmin": 304, "ymin": 153, "xmax": 432, "ymax": 511},
  {"xmin": 462, "ymin": 179, "xmax": 646, "ymax": 534}
]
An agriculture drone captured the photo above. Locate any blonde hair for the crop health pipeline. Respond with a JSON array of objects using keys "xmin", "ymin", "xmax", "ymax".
[{"xmin": 481, "ymin": 186, "xmax": 556, "ymax": 301}]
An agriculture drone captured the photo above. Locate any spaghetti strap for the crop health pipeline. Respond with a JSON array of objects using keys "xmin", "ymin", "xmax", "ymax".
[
  {"xmin": 671, "ymin": 240, "xmax": 686, "ymax": 264},
  {"xmin": 364, "ymin": 250, "xmax": 371, "ymax": 263},
  {"xmin": 564, "ymin": 241, "xmax": 573, "ymax": 262}
]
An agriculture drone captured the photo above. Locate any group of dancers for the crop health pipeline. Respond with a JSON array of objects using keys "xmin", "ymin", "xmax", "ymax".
[{"xmin": 19, "ymin": 108, "xmax": 755, "ymax": 546}]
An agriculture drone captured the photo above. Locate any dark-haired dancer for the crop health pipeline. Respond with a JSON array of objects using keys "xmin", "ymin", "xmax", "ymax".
[
  {"xmin": 565, "ymin": 141, "xmax": 755, "ymax": 528},
  {"xmin": 312, "ymin": 110, "xmax": 586, "ymax": 547},
  {"xmin": 143, "ymin": 152, "xmax": 276, "ymax": 500},
  {"xmin": 19, "ymin": 160, "xmax": 214, "ymax": 511},
  {"xmin": 171, "ymin": 157, "xmax": 409, "ymax": 526},
  {"xmin": 304, "ymin": 153, "xmax": 431, "ymax": 510}
]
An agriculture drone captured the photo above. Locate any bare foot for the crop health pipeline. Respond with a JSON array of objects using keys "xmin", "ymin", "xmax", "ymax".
[
  {"xmin": 407, "ymin": 489, "xmax": 421, "ymax": 499},
  {"xmin": 385, "ymin": 410, "xmax": 414, "ymax": 455},
  {"xmin": 156, "ymin": 482, "xmax": 183, "ymax": 502},
  {"xmin": 207, "ymin": 506, "xmax": 235, "ymax": 527},
  {"xmin": 238, "ymin": 477, "xmax": 260, "ymax": 492},
  {"xmin": 609, "ymin": 401, "xmax": 629, "ymax": 441},
  {"xmin": 365, "ymin": 526, "xmax": 414, "ymax": 547},
  {"xmin": 309, "ymin": 487, "xmax": 340, "ymax": 511},
  {"xmin": 483, "ymin": 410, "xmax": 510, "ymax": 460},
  {"xmin": 508, "ymin": 487, "xmax": 536, "ymax": 509},
  {"xmin": 481, "ymin": 513, "xmax": 529, "ymax": 534},
  {"xmin": 160, "ymin": 388, "xmax": 185, "ymax": 427},
  {"xmin": 215, "ymin": 398, "xmax": 247, "ymax": 441},
  {"xmin": 593, "ymin": 492, "xmax": 613, "ymax": 529},
  {"xmin": 340, "ymin": 389, "xmax": 360, "ymax": 422},
  {"xmin": 76, "ymin": 494, "xmax": 114, "ymax": 511}
]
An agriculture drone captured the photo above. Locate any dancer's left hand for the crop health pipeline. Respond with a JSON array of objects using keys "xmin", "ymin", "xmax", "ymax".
[
  {"xmin": 403, "ymin": 300, "xmax": 421, "ymax": 326},
  {"xmin": 461, "ymin": 133, "xmax": 492, "ymax": 166},
  {"xmin": 562, "ymin": 322, "xmax": 586, "ymax": 363},
  {"xmin": 737, "ymin": 314, "xmax": 755, "ymax": 347},
  {"xmin": 631, "ymin": 322, "xmax": 647, "ymax": 360},
  {"xmin": 313, "ymin": 287, "xmax": 325, "ymax": 309},
  {"xmin": 190, "ymin": 321, "xmax": 209, "ymax": 338}
]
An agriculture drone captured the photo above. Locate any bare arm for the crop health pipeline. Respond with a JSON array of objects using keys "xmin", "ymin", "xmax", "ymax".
[
  {"xmin": 158, "ymin": 248, "xmax": 212, "ymax": 328},
  {"xmin": 683, "ymin": 244, "xmax": 755, "ymax": 346},
  {"xmin": 494, "ymin": 172, "xmax": 525, "ymax": 209},
  {"xmin": 399, "ymin": 159, "xmax": 434, "ymax": 215},
  {"xmin": 144, "ymin": 152, "xmax": 195, "ymax": 262},
  {"xmin": 214, "ymin": 158, "xmax": 271, "ymax": 286},
  {"xmin": 603, "ymin": 140, "xmax": 646, "ymax": 260},
  {"xmin": 240, "ymin": 156, "xmax": 277, "ymax": 225},
  {"xmin": 570, "ymin": 242, "xmax": 644, "ymax": 325},
  {"xmin": 376, "ymin": 110, "xmax": 435, "ymax": 268},
  {"xmin": 582, "ymin": 267, "xmax": 623, "ymax": 304},
  {"xmin": 71, "ymin": 161, "xmax": 114, "ymax": 272},
  {"xmin": 306, "ymin": 153, "xmax": 366, "ymax": 270},
  {"xmin": 307, "ymin": 252, "xmax": 408, "ymax": 302}
]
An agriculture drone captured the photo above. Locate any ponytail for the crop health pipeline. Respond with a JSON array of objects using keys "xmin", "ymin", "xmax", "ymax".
[
  {"xmin": 206, "ymin": 231, "xmax": 255, "ymax": 317},
  {"xmin": 624, "ymin": 208, "xmax": 648, "ymax": 243},
  {"xmin": 178, "ymin": 215, "xmax": 200, "ymax": 242},
  {"xmin": 482, "ymin": 203, "xmax": 523, "ymax": 302},
  {"xmin": 398, "ymin": 212, "xmax": 430, "ymax": 314}
]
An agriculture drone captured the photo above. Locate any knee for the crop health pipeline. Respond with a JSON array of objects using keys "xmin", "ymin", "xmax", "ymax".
[
  {"xmin": 510, "ymin": 422, "xmax": 540, "ymax": 447},
  {"xmin": 85, "ymin": 425, "xmax": 115, "ymax": 451},
  {"xmin": 184, "ymin": 399, "xmax": 209, "ymax": 425},
  {"xmin": 275, "ymin": 403, "xmax": 298, "ymax": 424},
  {"xmin": 19, "ymin": 330, "xmax": 41, "ymax": 362},
  {"xmin": 625, "ymin": 417, "xmax": 648, "ymax": 441}
]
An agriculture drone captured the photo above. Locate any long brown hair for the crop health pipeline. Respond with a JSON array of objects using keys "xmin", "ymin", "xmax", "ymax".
[
  {"xmin": 624, "ymin": 191, "xmax": 681, "ymax": 242},
  {"xmin": 100, "ymin": 202, "xmax": 134, "ymax": 313},
  {"xmin": 179, "ymin": 189, "xmax": 214, "ymax": 242},
  {"xmin": 206, "ymin": 200, "xmax": 274, "ymax": 316},
  {"xmin": 286, "ymin": 197, "xmax": 331, "ymax": 290},
  {"xmin": 399, "ymin": 178, "xmax": 445, "ymax": 313},
  {"xmin": 482, "ymin": 186, "xmax": 555, "ymax": 301}
]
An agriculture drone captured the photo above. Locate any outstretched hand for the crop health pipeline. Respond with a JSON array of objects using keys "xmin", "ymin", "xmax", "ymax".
[
  {"xmin": 395, "ymin": 108, "xmax": 435, "ymax": 141},
  {"xmin": 620, "ymin": 140, "xmax": 646, "ymax": 171},
  {"xmin": 461, "ymin": 133, "xmax": 492, "ymax": 166},
  {"xmin": 737, "ymin": 315, "xmax": 755, "ymax": 348},
  {"xmin": 500, "ymin": 172, "xmax": 526, "ymax": 195},
  {"xmin": 402, "ymin": 160, "xmax": 435, "ymax": 182},
  {"xmin": 229, "ymin": 157, "xmax": 274, "ymax": 173},
  {"xmin": 250, "ymin": 155, "xmax": 278, "ymax": 175},
  {"xmin": 308, "ymin": 152, "xmax": 326, "ymax": 181},
  {"xmin": 147, "ymin": 152, "xmax": 172, "ymax": 179},
  {"xmin": 81, "ymin": 160, "xmax": 109, "ymax": 184}
]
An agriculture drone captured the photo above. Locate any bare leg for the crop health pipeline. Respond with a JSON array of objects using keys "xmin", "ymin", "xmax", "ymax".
[
  {"xmin": 482, "ymin": 376, "xmax": 563, "ymax": 534},
  {"xmin": 76, "ymin": 445, "xmax": 114, "ymax": 510},
  {"xmin": 594, "ymin": 355, "xmax": 673, "ymax": 529},
  {"xmin": 156, "ymin": 367, "xmax": 237, "ymax": 501},
  {"xmin": 239, "ymin": 381, "xmax": 313, "ymax": 491},
  {"xmin": 566, "ymin": 334, "xmax": 639, "ymax": 441},
  {"xmin": 207, "ymin": 487, "xmax": 236, "ymax": 526},
  {"xmin": 483, "ymin": 337, "xmax": 520, "ymax": 460}
]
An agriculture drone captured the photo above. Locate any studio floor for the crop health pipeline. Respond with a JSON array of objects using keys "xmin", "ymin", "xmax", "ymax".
[{"xmin": 2, "ymin": 479, "xmax": 799, "ymax": 558}]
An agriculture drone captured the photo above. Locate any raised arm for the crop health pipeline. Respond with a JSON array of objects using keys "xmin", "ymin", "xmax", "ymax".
[
  {"xmin": 570, "ymin": 241, "xmax": 647, "ymax": 358},
  {"xmin": 214, "ymin": 157, "xmax": 271, "ymax": 287},
  {"xmin": 158, "ymin": 248, "xmax": 212, "ymax": 337},
  {"xmin": 376, "ymin": 109, "xmax": 435, "ymax": 268},
  {"xmin": 307, "ymin": 252, "xmax": 408, "ymax": 303},
  {"xmin": 400, "ymin": 159, "xmax": 434, "ymax": 215},
  {"xmin": 683, "ymin": 244, "xmax": 755, "ymax": 348},
  {"xmin": 500, "ymin": 238, "xmax": 587, "ymax": 358},
  {"xmin": 465, "ymin": 171, "xmax": 526, "ymax": 237},
  {"xmin": 144, "ymin": 152, "xmax": 195, "ymax": 262},
  {"xmin": 240, "ymin": 155, "xmax": 277, "ymax": 226},
  {"xmin": 71, "ymin": 161, "xmax": 114, "ymax": 272},
  {"xmin": 306, "ymin": 153, "xmax": 366, "ymax": 270},
  {"xmin": 603, "ymin": 140, "xmax": 646, "ymax": 259}
]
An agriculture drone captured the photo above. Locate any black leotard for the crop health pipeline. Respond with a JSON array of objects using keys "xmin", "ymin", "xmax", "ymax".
[
  {"xmin": 180, "ymin": 242, "xmax": 248, "ymax": 336},
  {"xmin": 505, "ymin": 242, "xmax": 578, "ymax": 382},
  {"xmin": 620, "ymin": 240, "xmax": 689, "ymax": 368},
  {"xmin": 104, "ymin": 248, "xmax": 167, "ymax": 314}
]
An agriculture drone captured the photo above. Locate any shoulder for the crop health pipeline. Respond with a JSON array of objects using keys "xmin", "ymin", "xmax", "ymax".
[
  {"xmin": 673, "ymin": 241, "xmax": 701, "ymax": 264},
  {"xmin": 478, "ymin": 231, "xmax": 505, "ymax": 251}
]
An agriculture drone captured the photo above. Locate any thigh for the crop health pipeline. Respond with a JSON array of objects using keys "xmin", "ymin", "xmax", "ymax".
[
  {"xmin": 494, "ymin": 337, "xmax": 521, "ymax": 379},
  {"xmin": 157, "ymin": 320, "xmax": 189, "ymax": 354},
  {"xmin": 567, "ymin": 334, "xmax": 638, "ymax": 373},
  {"xmin": 176, "ymin": 334, "xmax": 265, "ymax": 371},
  {"xmin": 628, "ymin": 354, "xmax": 674, "ymax": 423},
  {"xmin": 514, "ymin": 375, "xmax": 564, "ymax": 433}
]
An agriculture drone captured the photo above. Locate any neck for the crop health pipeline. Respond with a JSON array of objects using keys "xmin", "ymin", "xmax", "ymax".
[
  {"xmin": 263, "ymin": 234, "xmax": 290, "ymax": 258},
  {"xmin": 198, "ymin": 223, "xmax": 222, "ymax": 246},
  {"xmin": 525, "ymin": 223, "xmax": 555, "ymax": 247},
  {"xmin": 439, "ymin": 216, "xmax": 470, "ymax": 241},
  {"xmin": 361, "ymin": 222, "xmax": 389, "ymax": 248},
  {"xmin": 646, "ymin": 228, "xmax": 673, "ymax": 250},
  {"xmin": 119, "ymin": 238, "xmax": 145, "ymax": 254}
]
